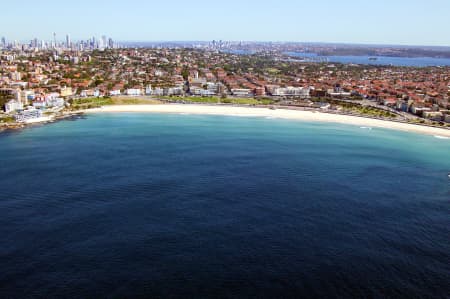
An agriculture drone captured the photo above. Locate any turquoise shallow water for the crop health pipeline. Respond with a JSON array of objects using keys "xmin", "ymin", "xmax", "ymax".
[{"xmin": 1, "ymin": 113, "xmax": 449, "ymax": 298}]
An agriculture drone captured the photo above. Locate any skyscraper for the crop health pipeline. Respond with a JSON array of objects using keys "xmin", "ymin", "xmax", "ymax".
[
  {"xmin": 108, "ymin": 38, "xmax": 114, "ymax": 49},
  {"xmin": 66, "ymin": 34, "xmax": 71, "ymax": 49},
  {"xmin": 91, "ymin": 36, "xmax": 97, "ymax": 49},
  {"xmin": 101, "ymin": 35, "xmax": 107, "ymax": 48}
]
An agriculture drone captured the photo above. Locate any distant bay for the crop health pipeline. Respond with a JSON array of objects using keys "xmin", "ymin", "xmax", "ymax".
[{"xmin": 285, "ymin": 52, "xmax": 450, "ymax": 67}]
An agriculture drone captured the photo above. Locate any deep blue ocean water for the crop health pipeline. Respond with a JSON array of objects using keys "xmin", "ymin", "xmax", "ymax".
[{"xmin": 1, "ymin": 113, "xmax": 449, "ymax": 298}]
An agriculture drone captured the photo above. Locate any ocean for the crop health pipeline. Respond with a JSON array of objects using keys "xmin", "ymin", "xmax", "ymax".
[{"xmin": 1, "ymin": 113, "xmax": 449, "ymax": 298}]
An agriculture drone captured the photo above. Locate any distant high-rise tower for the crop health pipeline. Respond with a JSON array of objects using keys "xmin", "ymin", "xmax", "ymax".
[
  {"xmin": 101, "ymin": 35, "xmax": 107, "ymax": 48},
  {"xmin": 108, "ymin": 38, "xmax": 114, "ymax": 49},
  {"xmin": 66, "ymin": 34, "xmax": 71, "ymax": 49}
]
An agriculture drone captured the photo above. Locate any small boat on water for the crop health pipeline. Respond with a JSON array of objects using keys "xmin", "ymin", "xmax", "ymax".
[{"xmin": 369, "ymin": 57, "xmax": 378, "ymax": 61}]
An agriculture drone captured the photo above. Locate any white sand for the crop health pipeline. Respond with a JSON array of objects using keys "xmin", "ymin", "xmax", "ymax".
[{"xmin": 84, "ymin": 104, "xmax": 450, "ymax": 137}]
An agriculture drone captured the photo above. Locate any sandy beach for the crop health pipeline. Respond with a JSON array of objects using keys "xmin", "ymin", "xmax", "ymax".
[{"xmin": 84, "ymin": 104, "xmax": 450, "ymax": 138}]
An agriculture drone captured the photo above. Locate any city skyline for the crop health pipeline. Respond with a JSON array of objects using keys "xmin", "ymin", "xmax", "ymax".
[{"xmin": 1, "ymin": 0, "xmax": 450, "ymax": 46}]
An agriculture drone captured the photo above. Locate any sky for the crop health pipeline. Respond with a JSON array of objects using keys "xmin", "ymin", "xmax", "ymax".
[{"xmin": 1, "ymin": 0, "xmax": 450, "ymax": 46}]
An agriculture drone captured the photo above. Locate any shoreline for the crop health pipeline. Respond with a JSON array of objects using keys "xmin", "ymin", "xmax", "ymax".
[
  {"xmin": 83, "ymin": 104, "xmax": 450, "ymax": 138},
  {"xmin": 0, "ymin": 112, "xmax": 84, "ymax": 133}
]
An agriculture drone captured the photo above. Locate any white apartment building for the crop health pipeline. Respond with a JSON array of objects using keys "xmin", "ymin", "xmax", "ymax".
[
  {"xmin": 272, "ymin": 87, "xmax": 311, "ymax": 97},
  {"xmin": 109, "ymin": 89, "xmax": 121, "ymax": 96},
  {"xmin": 5, "ymin": 99, "xmax": 23, "ymax": 113},
  {"xmin": 231, "ymin": 89, "xmax": 253, "ymax": 97},
  {"xmin": 126, "ymin": 89, "xmax": 142, "ymax": 96}
]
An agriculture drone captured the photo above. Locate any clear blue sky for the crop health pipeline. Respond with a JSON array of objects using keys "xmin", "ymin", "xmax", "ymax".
[{"xmin": 1, "ymin": 0, "xmax": 449, "ymax": 46}]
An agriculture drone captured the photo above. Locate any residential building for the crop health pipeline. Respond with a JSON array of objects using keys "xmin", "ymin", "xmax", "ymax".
[
  {"xmin": 231, "ymin": 88, "xmax": 253, "ymax": 97},
  {"xmin": 5, "ymin": 99, "xmax": 23, "ymax": 113},
  {"xmin": 126, "ymin": 88, "xmax": 142, "ymax": 96}
]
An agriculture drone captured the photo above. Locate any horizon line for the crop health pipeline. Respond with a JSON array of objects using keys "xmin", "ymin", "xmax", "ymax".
[
  {"xmin": 3, "ymin": 37, "xmax": 450, "ymax": 49},
  {"xmin": 119, "ymin": 40, "xmax": 450, "ymax": 49}
]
